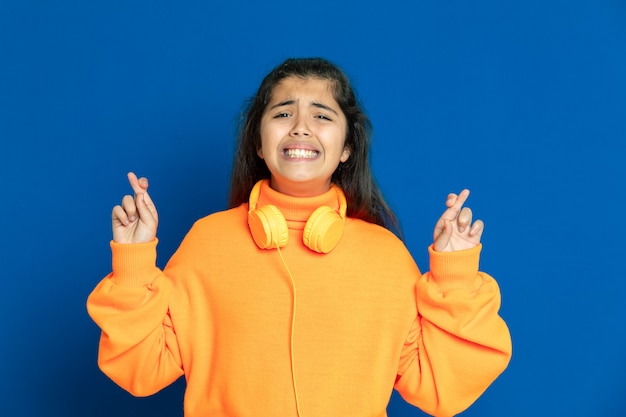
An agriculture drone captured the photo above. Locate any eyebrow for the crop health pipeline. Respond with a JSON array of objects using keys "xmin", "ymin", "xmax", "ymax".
[{"xmin": 268, "ymin": 100, "xmax": 339, "ymax": 115}]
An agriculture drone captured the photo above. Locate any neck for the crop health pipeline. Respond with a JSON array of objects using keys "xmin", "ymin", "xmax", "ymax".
[{"xmin": 268, "ymin": 178, "xmax": 332, "ymax": 198}]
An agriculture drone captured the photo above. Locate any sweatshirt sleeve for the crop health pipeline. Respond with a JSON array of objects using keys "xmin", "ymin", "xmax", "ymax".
[
  {"xmin": 394, "ymin": 244, "xmax": 512, "ymax": 417},
  {"xmin": 86, "ymin": 239, "xmax": 184, "ymax": 397}
]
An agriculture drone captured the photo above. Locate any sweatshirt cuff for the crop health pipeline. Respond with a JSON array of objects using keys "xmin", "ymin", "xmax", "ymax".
[
  {"xmin": 110, "ymin": 239, "xmax": 160, "ymax": 287},
  {"xmin": 427, "ymin": 244, "xmax": 483, "ymax": 292}
]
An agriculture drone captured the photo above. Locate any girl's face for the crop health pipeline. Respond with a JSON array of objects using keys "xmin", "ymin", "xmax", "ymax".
[{"xmin": 258, "ymin": 76, "xmax": 350, "ymax": 197}]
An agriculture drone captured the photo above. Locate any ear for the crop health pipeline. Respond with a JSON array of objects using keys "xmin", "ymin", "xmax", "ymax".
[
  {"xmin": 340, "ymin": 146, "xmax": 350, "ymax": 163},
  {"xmin": 257, "ymin": 147, "xmax": 264, "ymax": 159}
]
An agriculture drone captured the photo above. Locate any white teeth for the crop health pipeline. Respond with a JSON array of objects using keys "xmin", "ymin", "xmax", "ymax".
[{"xmin": 283, "ymin": 149, "xmax": 319, "ymax": 159}]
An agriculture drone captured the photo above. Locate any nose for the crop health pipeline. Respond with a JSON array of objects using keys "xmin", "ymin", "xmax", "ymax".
[{"xmin": 289, "ymin": 114, "xmax": 310, "ymax": 137}]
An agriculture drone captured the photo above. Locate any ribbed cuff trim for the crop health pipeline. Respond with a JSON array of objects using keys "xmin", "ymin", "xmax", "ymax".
[
  {"xmin": 428, "ymin": 244, "xmax": 483, "ymax": 291},
  {"xmin": 110, "ymin": 239, "xmax": 159, "ymax": 287}
]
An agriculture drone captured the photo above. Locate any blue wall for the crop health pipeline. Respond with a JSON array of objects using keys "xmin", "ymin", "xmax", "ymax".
[{"xmin": 1, "ymin": 1, "xmax": 624, "ymax": 416}]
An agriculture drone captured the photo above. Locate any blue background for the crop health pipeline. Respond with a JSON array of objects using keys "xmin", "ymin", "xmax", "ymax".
[{"xmin": 1, "ymin": 0, "xmax": 624, "ymax": 416}]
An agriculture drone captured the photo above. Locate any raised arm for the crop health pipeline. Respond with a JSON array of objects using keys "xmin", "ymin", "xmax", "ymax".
[
  {"xmin": 395, "ymin": 190, "xmax": 511, "ymax": 416},
  {"xmin": 87, "ymin": 172, "xmax": 182, "ymax": 396}
]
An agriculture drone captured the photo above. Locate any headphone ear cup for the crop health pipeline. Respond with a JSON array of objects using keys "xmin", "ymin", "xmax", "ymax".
[
  {"xmin": 248, "ymin": 205, "xmax": 289, "ymax": 249},
  {"xmin": 303, "ymin": 206, "xmax": 345, "ymax": 253}
]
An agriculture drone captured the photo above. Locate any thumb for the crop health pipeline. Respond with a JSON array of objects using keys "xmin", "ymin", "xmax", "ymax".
[
  {"xmin": 135, "ymin": 193, "xmax": 157, "ymax": 227},
  {"xmin": 433, "ymin": 219, "xmax": 452, "ymax": 252}
]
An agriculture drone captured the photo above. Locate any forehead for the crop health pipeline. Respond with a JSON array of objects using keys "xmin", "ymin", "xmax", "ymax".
[{"xmin": 269, "ymin": 76, "xmax": 336, "ymax": 102}]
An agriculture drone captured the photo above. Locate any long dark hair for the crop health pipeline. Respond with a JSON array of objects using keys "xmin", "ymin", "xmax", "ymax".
[{"xmin": 229, "ymin": 57, "xmax": 399, "ymax": 234}]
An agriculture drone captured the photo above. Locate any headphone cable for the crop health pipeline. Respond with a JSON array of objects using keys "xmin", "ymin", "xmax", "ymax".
[{"xmin": 276, "ymin": 246, "xmax": 303, "ymax": 417}]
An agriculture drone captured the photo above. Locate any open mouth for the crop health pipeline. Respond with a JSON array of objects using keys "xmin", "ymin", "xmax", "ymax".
[{"xmin": 282, "ymin": 149, "xmax": 320, "ymax": 159}]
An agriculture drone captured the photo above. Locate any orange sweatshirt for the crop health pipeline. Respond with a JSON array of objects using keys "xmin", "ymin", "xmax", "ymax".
[{"xmin": 87, "ymin": 181, "xmax": 511, "ymax": 417}]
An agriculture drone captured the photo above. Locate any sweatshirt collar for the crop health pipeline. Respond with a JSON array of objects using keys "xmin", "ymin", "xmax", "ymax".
[{"xmin": 255, "ymin": 180, "xmax": 342, "ymax": 229}]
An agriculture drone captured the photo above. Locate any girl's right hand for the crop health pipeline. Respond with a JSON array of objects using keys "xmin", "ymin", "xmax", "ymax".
[{"xmin": 111, "ymin": 172, "xmax": 159, "ymax": 244}]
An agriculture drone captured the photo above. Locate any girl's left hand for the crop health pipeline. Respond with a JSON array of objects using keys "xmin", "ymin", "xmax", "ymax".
[{"xmin": 433, "ymin": 189, "xmax": 484, "ymax": 252}]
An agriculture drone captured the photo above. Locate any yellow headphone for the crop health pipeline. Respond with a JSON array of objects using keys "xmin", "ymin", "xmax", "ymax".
[{"xmin": 247, "ymin": 180, "xmax": 347, "ymax": 253}]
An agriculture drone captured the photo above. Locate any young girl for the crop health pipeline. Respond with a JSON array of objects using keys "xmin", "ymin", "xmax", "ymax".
[{"xmin": 87, "ymin": 58, "xmax": 511, "ymax": 417}]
